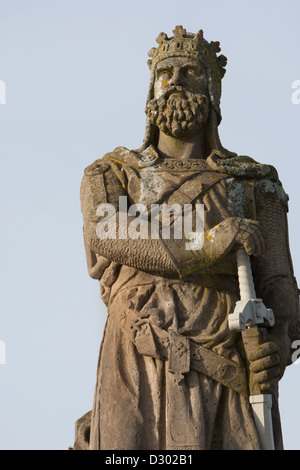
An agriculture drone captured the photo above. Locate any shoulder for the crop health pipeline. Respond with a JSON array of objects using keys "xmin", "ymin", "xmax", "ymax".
[
  {"xmin": 83, "ymin": 146, "xmax": 144, "ymax": 177},
  {"xmin": 207, "ymin": 153, "xmax": 278, "ymax": 180},
  {"xmin": 83, "ymin": 147, "xmax": 127, "ymax": 176},
  {"xmin": 81, "ymin": 147, "xmax": 134, "ymax": 211},
  {"xmin": 207, "ymin": 152, "xmax": 289, "ymax": 211}
]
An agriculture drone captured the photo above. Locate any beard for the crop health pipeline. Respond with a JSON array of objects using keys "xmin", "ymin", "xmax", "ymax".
[{"xmin": 146, "ymin": 86, "xmax": 210, "ymax": 138}]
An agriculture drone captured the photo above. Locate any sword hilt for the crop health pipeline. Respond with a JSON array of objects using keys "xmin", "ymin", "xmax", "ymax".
[
  {"xmin": 236, "ymin": 249, "xmax": 256, "ymax": 300},
  {"xmin": 228, "ymin": 250, "xmax": 275, "ymax": 331}
]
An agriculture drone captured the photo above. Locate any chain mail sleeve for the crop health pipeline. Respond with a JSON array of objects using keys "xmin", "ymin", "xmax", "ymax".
[
  {"xmin": 251, "ymin": 179, "xmax": 300, "ymax": 365},
  {"xmin": 80, "ymin": 163, "xmax": 179, "ymax": 277}
]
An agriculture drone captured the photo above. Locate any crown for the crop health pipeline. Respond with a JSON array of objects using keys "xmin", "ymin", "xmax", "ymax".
[{"xmin": 148, "ymin": 26, "xmax": 227, "ymax": 80}]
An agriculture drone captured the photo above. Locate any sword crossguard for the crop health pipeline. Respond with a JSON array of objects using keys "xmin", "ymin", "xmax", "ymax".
[{"xmin": 228, "ymin": 298, "xmax": 275, "ymax": 332}]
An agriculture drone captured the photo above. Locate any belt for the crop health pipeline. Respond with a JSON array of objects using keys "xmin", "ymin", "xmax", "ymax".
[{"xmin": 134, "ymin": 323, "xmax": 248, "ymax": 397}]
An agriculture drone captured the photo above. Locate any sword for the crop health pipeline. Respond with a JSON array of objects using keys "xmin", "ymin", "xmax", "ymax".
[{"xmin": 228, "ymin": 249, "xmax": 275, "ymax": 450}]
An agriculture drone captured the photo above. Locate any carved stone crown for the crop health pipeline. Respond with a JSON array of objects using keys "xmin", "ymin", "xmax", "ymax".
[{"xmin": 148, "ymin": 25, "xmax": 227, "ymax": 80}]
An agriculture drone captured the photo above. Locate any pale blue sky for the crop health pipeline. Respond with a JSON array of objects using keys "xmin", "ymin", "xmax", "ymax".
[{"xmin": 0, "ymin": 0, "xmax": 299, "ymax": 450}]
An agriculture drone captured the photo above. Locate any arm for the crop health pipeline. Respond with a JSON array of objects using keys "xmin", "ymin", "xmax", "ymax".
[
  {"xmin": 80, "ymin": 168, "xmax": 178, "ymax": 277},
  {"xmin": 81, "ymin": 163, "xmax": 266, "ymax": 278},
  {"xmin": 251, "ymin": 181, "xmax": 300, "ymax": 369}
]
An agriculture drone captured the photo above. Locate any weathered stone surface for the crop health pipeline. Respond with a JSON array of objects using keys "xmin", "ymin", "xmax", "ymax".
[
  {"xmin": 75, "ymin": 26, "xmax": 300, "ymax": 450},
  {"xmin": 73, "ymin": 411, "xmax": 91, "ymax": 450}
]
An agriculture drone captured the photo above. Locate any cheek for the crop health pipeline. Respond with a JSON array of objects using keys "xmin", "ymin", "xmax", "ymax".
[
  {"xmin": 154, "ymin": 78, "xmax": 168, "ymax": 98},
  {"xmin": 185, "ymin": 75, "xmax": 207, "ymax": 94},
  {"xmin": 195, "ymin": 77, "xmax": 208, "ymax": 94}
]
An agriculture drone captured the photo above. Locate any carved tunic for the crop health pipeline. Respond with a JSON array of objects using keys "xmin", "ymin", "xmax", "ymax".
[{"xmin": 78, "ymin": 146, "xmax": 299, "ymax": 450}]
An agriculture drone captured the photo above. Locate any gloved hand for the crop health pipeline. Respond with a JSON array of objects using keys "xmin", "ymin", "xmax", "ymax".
[
  {"xmin": 163, "ymin": 216, "xmax": 266, "ymax": 277},
  {"xmin": 248, "ymin": 336, "xmax": 287, "ymax": 392}
]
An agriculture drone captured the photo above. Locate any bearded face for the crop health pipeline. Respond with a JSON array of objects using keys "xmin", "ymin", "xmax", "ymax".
[{"xmin": 146, "ymin": 85, "xmax": 210, "ymax": 138}]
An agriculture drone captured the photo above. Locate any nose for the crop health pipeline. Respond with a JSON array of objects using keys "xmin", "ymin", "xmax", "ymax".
[{"xmin": 169, "ymin": 68, "xmax": 182, "ymax": 87}]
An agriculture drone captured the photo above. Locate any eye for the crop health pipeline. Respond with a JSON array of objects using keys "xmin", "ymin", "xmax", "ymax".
[
  {"xmin": 157, "ymin": 69, "xmax": 172, "ymax": 81},
  {"xmin": 184, "ymin": 67, "xmax": 201, "ymax": 78}
]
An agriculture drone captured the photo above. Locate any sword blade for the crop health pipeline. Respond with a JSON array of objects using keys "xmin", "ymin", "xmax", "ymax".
[{"xmin": 249, "ymin": 394, "xmax": 275, "ymax": 450}]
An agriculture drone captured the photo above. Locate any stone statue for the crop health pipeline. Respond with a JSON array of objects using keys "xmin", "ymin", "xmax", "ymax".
[{"xmin": 74, "ymin": 26, "xmax": 300, "ymax": 450}]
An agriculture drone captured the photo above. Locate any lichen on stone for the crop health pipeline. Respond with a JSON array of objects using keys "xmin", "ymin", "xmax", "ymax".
[
  {"xmin": 256, "ymin": 179, "xmax": 289, "ymax": 207},
  {"xmin": 226, "ymin": 177, "xmax": 246, "ymax": 217}
]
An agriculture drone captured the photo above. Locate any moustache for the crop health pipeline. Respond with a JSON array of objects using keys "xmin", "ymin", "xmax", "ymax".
[{"xmin": 154, "ymin": 85, "xmax": 200, "ymax": 103}]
